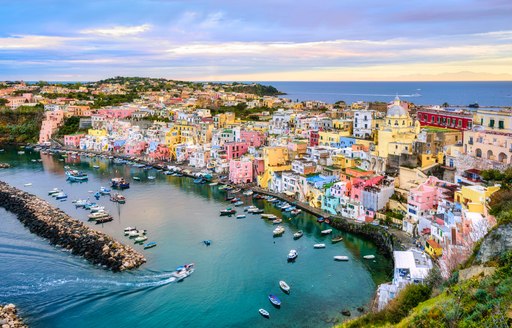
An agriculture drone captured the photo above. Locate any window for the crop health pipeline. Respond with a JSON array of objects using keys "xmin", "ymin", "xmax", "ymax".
[
  {"xmin": 499, "ymin": 120, "xmax": 504, "ymax": 129},
  {"xmin": 458, "ymin": 119, "xmax": 462, "ymax": 127},
  {"xmin": 431, "ymin": 116, "xmax": 435, "ymax": 123},
  {"xmin": 490, "ymin": 119, "xmax": 495, "ymax": 128}
]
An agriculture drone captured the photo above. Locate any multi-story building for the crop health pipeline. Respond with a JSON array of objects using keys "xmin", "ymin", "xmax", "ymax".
[
  {"xmin": 352, "ymin": 109, "xmax": 375, "ymax": 138},
  {"xmin": 229, "ymin": 158, "xmax": 254, "ymax": 184},
  {"xmin": 416, "ymin": 108, "xmax": 473, "ymax": 131}
]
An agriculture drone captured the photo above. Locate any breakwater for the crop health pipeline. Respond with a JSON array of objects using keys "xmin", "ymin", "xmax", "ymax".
[
  {"xmin": 0, "ymin": 304, "xmax": 26, "ymax": 328},
  {"xmin": 0, "ymin": 181, "xmax": 146, "ymax": 272}
]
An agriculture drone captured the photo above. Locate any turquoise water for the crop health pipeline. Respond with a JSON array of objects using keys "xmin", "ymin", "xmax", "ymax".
[{"xmin": 0, "ymin": 148, "xmax": 391, "ymax": 327}]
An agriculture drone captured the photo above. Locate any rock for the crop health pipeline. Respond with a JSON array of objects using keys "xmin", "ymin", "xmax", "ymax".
[
  {"xmin": 341, "ymin": 309, "xmax": 351, "ymax": 316},
  {"xmin": 357, "ymin": 306, "xmax": 365, "ymax": 312},
  {"xmin": 476, "ymin": 222, "xmax": 512, "ymax": 264}
]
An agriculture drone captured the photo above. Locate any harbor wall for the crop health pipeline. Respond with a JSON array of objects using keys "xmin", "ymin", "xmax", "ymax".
[
  {"xmin": 0, "ymin": 304, "xmax": 26, "ymax": 328},
  {"xmin": 0, "ymin": 181, "xmax": 146, "ymax": 272}
]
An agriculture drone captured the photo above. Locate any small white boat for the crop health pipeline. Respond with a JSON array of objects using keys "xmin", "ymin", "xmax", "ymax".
[
  {"xmin": 259, "ymin": 308, "xmax": 270, "ymax": 318},
  {"xmin": 148, "ymin": 176, "xmax": 156, "ymax": 180},
  {"xmin": 31, "ymin": 159, "xmax": 37, "ymax": 162},
  {"xmin": 236, "ymin": 214, "xmax": 246, "ymax": 219},
  {"xmin": 363, "ymin": 255, "xmax": 376, "ymax": 260},
  {"xmin": 88, "ymin": 211, "xmax": 109, "ymax": 220},
  {"xmin": 287, "ymin": 249, "xmax": 298, "ymax": 261},
  {"xmin": 242, "ymin": 190, "xmax": 253, "ymax": 196},
  {"xmin": 334, "ymin": 256, "xmax": 349, "ymax": 261},
  {"xmin": 273, "ymin": 226, "xmax": 285, "ymax": 236},
  {"xmin": 293, "ymin": 230, "xmax": 304, "ymax": 239},
  {"xmin": 272, "ymin": 218, "xmax": 282, "ymax": 224},
  {"xmin": 133, "ymin": 176, "xmax": 141, "ymax": 181},
  {"xmin": 134, "ymin": 236, "xmax": 148, "ymax": 243},
  {"xmin": 321, "ymin": 229, "xmax": 332, "ymax": 235},
  {"xmin": 24, "ymin": 183, "xmax": 32, "ymax": 186},
  {"xmin": 89, "ymin": 205, "xmax": 105, "ymax": 213},
  {"xmin": 279, "ymin": 280, "xmax": 290, "ymax": 293},
  {"xmin": 261, "ymin": 214, "xmax": 277, "ymax": 220},
  {"xmin": 93, "ymin": 165, "xmax": 100, "ymax": 169},
  {"xmin": 313, "ymin": 244, "xmax": 326, "ymax": 249},
  {"xmin": 124, "ymin": 227, "xmax": 137, "ymax": 233},
  {"xmin": 209, "ymin": 182, "xmax": 218, "ymax": 186},
  {"xmin": 48, "ymin": 188, "xmax": 60, "ymax": 195}
]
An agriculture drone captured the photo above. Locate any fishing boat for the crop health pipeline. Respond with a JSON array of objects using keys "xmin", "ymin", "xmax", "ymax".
[
  {"xmin": 272, "ymin": 218, "xmax": 282, "ymax": 224},
  {"xmin": 273, "ymin": 226, "xmax": 285, "ymax": 236},
  {"xmin": 220, "ymin": 208, "xmax": 236, "ymax": 216},
  {"xmin": 133, "ymin": 176, "xmax": 141, "ymax": 181},
  {"xmin": 334, "ymin": 256, "xmax": 349, "ymax": 261},
  {"xmin": 242, "ymin": 190, "xmax": 253, "ymax": 196},
  {"xmin": 110, "ymin": 193, "xmax": 126, "ymax": 203},
  {"xmin": 331, "ymin": 236, "xmax": 343, "ymax": 243},
  {"xmin": 134, "ymin": 235, "xmax": 148, "ymax": 243},
  {"xmin": 24, "ymin": 183, "xmax": 32, "ymax": 186},
  {"xmin": 293, "ymin": 230, "xmax": 304, "ymax": 239},
  {"xmin": 268, "ymin": 294, "xmax": 281, "ymax": 307},
  {"xmin": 95, "ymin": 216, "xmax": 113, "ymax": 224},
  {"xmin": 321, "ymin": 229, "xmax": 332, "ymax": 235},
  {"xmin": 279, "ymin": 280, "xmax": 291, "ymax": 293},
  {"xmin": 233, "ymin": 201, "xmax": 244, "ymax": 207},
  {"xmin": 363, "ymin": 255, "xmax": 376, "ymax": 260},
  {"xmin": 99, "ymin": 187, "xmax": 111, "ymax": 195},
  {"xmin": 258, "ymin": 309, "xmax": 270, "ymax": 318},
  {"xmin": 236, "ymin": 214, "xmax": 246, "ymax": 219},
  {"xmin": 111, "ymin": 178, "xmax": 130, "ymax": 189},
  {"xmin": 88, "ymin": 211, "xmax": 109, "ymax": 220},
  {"xmin": 66, "ymin": 170, "xmax": 88, "ymax": 182},
  {"xmin": 287, "ymin": 249, "xmax": 298, "ymax": 262},
  {"xmin": 172, "ymin": 263, "xmax": 195, "ymax": 281},
  {"xmin": 290, "ymin": 209, "xmax": 302, "ymax": 215},
  {"xmin": 55, "ymin": 192, "xmax": 67, "ymax": 200},
  {"xmin": 144, "ymin": 242, "xmax": 157, "ymax": 249},
  {"xmin": 313, "ymin": 244, "xmax": 326, "ymax": 249}
]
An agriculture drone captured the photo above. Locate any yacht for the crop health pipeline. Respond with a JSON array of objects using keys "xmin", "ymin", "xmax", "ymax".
[{"xmin": 287, "ymin": 249, "xmax": 298, "ymax": 262}]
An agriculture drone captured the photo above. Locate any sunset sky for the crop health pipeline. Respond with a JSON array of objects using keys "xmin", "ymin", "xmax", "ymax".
[{"xmin": 1, "ymin": 0, "xmax": 511, "ymax": 81}]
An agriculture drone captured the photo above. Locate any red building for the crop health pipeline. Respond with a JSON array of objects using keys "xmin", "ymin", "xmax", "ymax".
[
  {"xmin": 309, "ymin": 130, "xmax": 319, "ymax": 147},
  {"xmin": 416, "ymin": 109, "xmax": 473, "ymax": 131}
]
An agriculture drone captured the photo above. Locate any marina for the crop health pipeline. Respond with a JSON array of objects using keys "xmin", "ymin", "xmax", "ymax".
[{"xmin": 0, "ymin": 147, "xmax": 391, "ymax": 328}]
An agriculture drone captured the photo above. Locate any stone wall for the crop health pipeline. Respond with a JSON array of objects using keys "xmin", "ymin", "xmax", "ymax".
[{"xmin": 0, "ymin": 181, "xmax": 146, "ymax": 272}]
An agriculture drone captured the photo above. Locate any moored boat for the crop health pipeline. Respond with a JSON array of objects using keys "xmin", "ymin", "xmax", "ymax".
[
  {"xmin": 124, "ymin": 227, "xmax": 137, "ymax": 233},
  {"xmin": 290, "ymin": 209, "xmax": 302, "ymax": 215},
  {"xmin": 273, "ymin": 226, "xmax": 285, "ymax": 236},
  {"xmin": 279, "ymin": 280, "xmax": 290, "ymax": 293},
  {"xmin": 272, "ymin": 218, "xmax": 282, "ymax": 224},
  {"xmin": 268, "ymin": 294, "xmax": 281, "ymax": 307},
  {"xmin": 363, "ymin": 255, "xmax": 376, "ymax": 260},
  {"xmin": 88, "ymin": 211, "xmax": 109, "ymax": 220},
  {"xmin": 321, "ymin": 229, "xmax": 332, "ymax": 235},
  {"xmin": 95, "ymin": 216, "xmax": 113, "ymax": 224},
  {"xmin": 236, "ymin": 214, "xmax": 246, "ymax": 219},
  {"xmin": 331, "ymin": 236, "xmax": 344, "ymax": 243},
  {"xmin": 66, "ymin": 170, "xmax": 88, "ymax": 182},
  {"xmin": 55, "ymin": 192, "xmax": 67, "ymax": 200},
  {"xmin": 220, "ymin": 208, "xmax": 236, "ymax": 216},
  {"xmin": 111, "ymin": 178, "xmax": 130, "ymax": 189},
  {"xmin": 133, "ymin": 176, "xmax": 141, "ymax": 181},
  {"xmin": 287, "ymin": 249, "xmax": 298, "ymax": 262},
  {"xmin": 134, "ymin": 235, "xmax": 148, "ymax": 243},
  {"xmin": 110, "ymin": 193, "xmax": 126, "ymax": 203},
  {"xmin": 261, "ymin": 213, "xmax": 277, "ymax": 220},
  {"xmin": 144, "ymin": 242, "xmax": 157, "ymax": 249},
  {"xmin": 48, "ymin": 188, "xmax": 61, "ymax": 195},
  {"xmin": 313, "ymin": 243, "xmax": 326, "ymax": 249},
  {"xmin": 334, "ymin": 256, "xmax": 349, "ymax": 261},
  {"xmin": 233, "ymin": 201, "xmax": 244, "ymax": 207},
  {"xmin": 293, "ymin": 230, "xmax": 304, "ymax": 239},
  {"xmin": 242, "ymin": 190, "xmax": 253, "ymax": 196},
  {"xmin": 99, "ymin": 187, "xmax": 111, "ymax": 195},
  {"xmin": 258, "ymin": 309, "xmax": 270, "ymax": 318}
]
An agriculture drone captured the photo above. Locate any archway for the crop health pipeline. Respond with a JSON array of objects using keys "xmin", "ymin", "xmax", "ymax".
[
  {"xmin": 498, "ymin": 152, "xmax": 507, "ymax": 163},
  {"xmin": 487, "ymin": 150, "xmax": 493, "ymax": 160},
  {"xmin": 475, "ymin": 148, "xmax": 482, "ymax": 158}
]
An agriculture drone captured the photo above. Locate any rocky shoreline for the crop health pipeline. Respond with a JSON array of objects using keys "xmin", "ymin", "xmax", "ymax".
[
  {"xmin": 0, "ymin": 180, "xmax": 146, "ymax": 272},
  {"xmin": 0, "ymin": 304, "xmax": 26, "ymax": 328}
]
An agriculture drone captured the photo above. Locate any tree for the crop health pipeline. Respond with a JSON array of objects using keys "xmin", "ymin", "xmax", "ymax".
[
  {"xmin": 0, "ymin": 98, "xmax": 8, "ymax": 106},
  {"xmin": 442, "ymin": 102, "xmax": 449, "ymax": 107}
]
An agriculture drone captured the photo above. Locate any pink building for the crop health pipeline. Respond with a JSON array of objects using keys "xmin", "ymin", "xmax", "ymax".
[
  {"xmin": 148, "ymin": 144, "xmax": 170, "ymax": 161},
  {"xmin": 98, "ymin": 108, "xmax": 135, "ymax": 119},
  {"xmin": 229, "ymin": 159, "xmax": 254, "ymax": 184},
  {"xmin": 124, "ymin": 141, "xmax": 147, "ymax": 156},
  {"xmin": 240, "ymin": 130, "xmax": 265, "ymax": 148},
  {"xmin": 39, "ymin": 110, "xmax": 65, "ymax": 144},
  {"xmin": 224, "ymin": 142, "xmax": 249, "ymax": 160},
  {"xmin": 349, "ymin": 176, "xmax": 384, "ymax": 202},
  {"xmin": 407, "ymin": 176, "xmax": 458, "ymax": 221},
  {"xmin": 64, "ymin": 133, "xmax": 85, "ymax": 148}
]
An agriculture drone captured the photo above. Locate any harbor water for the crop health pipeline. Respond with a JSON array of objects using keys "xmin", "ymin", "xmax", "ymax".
[{"xmin": 0, "ymin": 148, "xmax": 392, "ymax": 327}]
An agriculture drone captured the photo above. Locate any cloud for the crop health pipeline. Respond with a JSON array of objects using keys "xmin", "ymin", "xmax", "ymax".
[
  {"xmin": 0, "ymin": 35, "xmax": 73, "ymax": 49},
  {"xmin": 80, "ymin": 24, "xmax": 151, "ymax": 37}
]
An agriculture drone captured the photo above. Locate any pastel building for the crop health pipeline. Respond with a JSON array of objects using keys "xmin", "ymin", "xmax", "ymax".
[
  {"xmin": 224, "ymin": 142, "xmax": 249, "ymax": 160},
  {"xmin": 240, "ymin": 130, "xmax": 265, "ymax": 148},
  {"xmin": 455, "ymin": 185, "xmax": 499, "ymax": 215},
  {"xmin": 64, "ymin": 133, "xmax": 85, "ymax": 148},
  {"xmin": 229, "ymin": 158, "xmax": 254, "ymax": 184},
  {"xmin": 257, "ymin": 146, "xmax": 291, "ymax": 189},
  {"xmin": 39, "ymin": 110, "xmax": 65, "ymax": 144}
]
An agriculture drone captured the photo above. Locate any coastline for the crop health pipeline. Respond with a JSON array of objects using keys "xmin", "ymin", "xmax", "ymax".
[{"xmin": 0, "ymin": 304, "xmax": 26, "ymax": 328}]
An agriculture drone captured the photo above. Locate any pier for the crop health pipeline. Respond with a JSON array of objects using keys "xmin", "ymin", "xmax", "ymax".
[{"xmin": 0, "ymin": 181, "xmax": 146, "ymax": 272}]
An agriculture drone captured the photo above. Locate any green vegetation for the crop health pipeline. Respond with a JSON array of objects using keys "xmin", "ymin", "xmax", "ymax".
[
  {"xmin": 56, "ymin": 116, "xmax": 86, "ymax": 137},
  {"xmin": 92, "ymin": 93, "xmax": 138, "ymax": 108},
  {"xmin": 0, "ymin": 98, "xmax": 7, "ymax": 106},
  {"xmin": 43, "ymin": 92, "xmax": 92, "ymax": 101},
  {"xmin": 222, "ymin": 83, "xmax": 285, "ymax": 96},
  {"xmin": 210, "ymin": 104, "xmax": 274, "ymax": 119},
  {"xmin": 0, "ymin": 105, "xmax": 44, "ymax": 143}
]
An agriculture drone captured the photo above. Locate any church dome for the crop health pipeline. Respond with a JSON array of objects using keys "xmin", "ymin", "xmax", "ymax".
[{"xmin": 386, "ymin": 104, "xmax": 408, "ymax": 117}]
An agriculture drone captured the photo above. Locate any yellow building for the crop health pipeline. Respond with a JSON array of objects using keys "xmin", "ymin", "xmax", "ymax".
[
  {"xmin": 214, "ymin": 112, "xmax": 236, "ymax": 128},
  {"xmin": 318, "ymin": 131, "xmax": 351, "ymax": 147},
  {"xmin": 425, "ymin": 239, "xmax": 443, "ymax": 258},
  {"xmin": 332, "ymin": 154, "xmax": 356, "ymax": 169},
  {"xmin": 257, "ymin": 146, "xmax": 291, "ymax": 188},
  {"xmin": 455, "ymin": 185, "xmax": 500, "ymax": 215},
  {"xmin": 474, "ymin": 109, "xmax": 512, "ymax": 131},
  {"xmin": 332, "ymin": 119, "xmax": 353, "ymax": 134},
  {"xmin": 165, "ymin": 124, "xmax": 198, "ymax": 160},
  {"xmin": 377, "ymin": 97, "xmax": 421, "ymax": 158},
  {"xmin": 87, "ymin": 129, "xmax": 107, "ymax": 137}
]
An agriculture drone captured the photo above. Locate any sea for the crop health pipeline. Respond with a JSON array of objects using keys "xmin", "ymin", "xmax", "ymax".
[
  {"xmin": 0, "ymin": 148, "xmax": 392, "ymax": 328},
  {"xmin": 257, "ymin": 81, "xmax": 512, "ymax": 107}
]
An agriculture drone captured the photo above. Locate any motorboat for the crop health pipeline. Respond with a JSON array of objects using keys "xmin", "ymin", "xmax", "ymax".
[
  {"xmin": 124, "ymin": 227, "xmax": 137, "ymax": 233},
  {"xmin": 268, "ymin": 294, "xmax": 281, "ymax": 307},
  {"xmin": 220, "ymin": 208, "xmax": 236, "ymax": 216},
  {"xmin": 242, "ymin": 190, "xmax": 253, "ymax": 196},
  {"xmin": 144, "ymin": 242, "xmax": 157, "ymax": 249},
  {"xmin": 284, "ymin": 206, "xmax": 296, "ymax": 212},
  {"xmin": 127, "ymin": 230, "xmax": 146, "ymax": 238},
  {"xmin": 231, "ymin": 188, "xmax": 241, "ymax": 193},
  {"xmin": 233, "ymin": 201, "xmax": 244, "ymax": 207},
  {"xmin": 273, "ymin": 226, "xmax": 285, "ymax": 236},
  {"xmin": 93, "ymin": 165, "xmax": 100, "ymax": 169},
  {"xmin": 317, "ymin": 217, "xmax": 325, "ymax": 223},
  {"xmin": 94, "ymin": 192, "xmax": 101, "ymax": 199},
  {"xmin": 334, "ymin": 256, "xmax": 349, "ymax": 261},
  {"xmin": 290, "ymin": 209, "xmax": 302, "ymax": 215},
  {"xmin": 287, "ymin": 249, "xmax": 298, "ymax": 262},
  {"xmin": 99, "ymin": 187, "xmax": 111, "ymax": 195},
  {"xmin": 293, "ymin": 230, "xmax": 304, "ymax": 239},
  {"xmin": 321, "ymin": 229, "xmax": 332, "ymax": 235},
  {"xmin": 230, "ymin": 197, "xmax": 241, "ymax": 203},
  {"xmin": 74, "ymin": 199, "xmax": 88, "ymax": 207},
  {"xmin": 172, "ymin": 263, "xmax": 195, "ymax": 281},
  {"xmin": 66, "ymin": 170, "xmax": 88, "ymax": 181},
  {"xmin": 55, "ymin": 192, "xmax": 67, "ymax": 200},
  {"xmin": 48, "ymin": 188, "xmax": 61, "ymax": 195},
  {"xmin": 261, "ymin": 214, "xmax": 277, "ymax": 220},
  {"xmin": 203, "ymin": 240, "xmax": 212, "ymax": 246},
  {"xmin": 148, "ymin": 176, "xmax": 156, "ymax": 180},
  {"xmin": 248, "ymin": 208, "xmax": 264, "ymax": 214},
  {"xmin": 258, "ymin": 309, "xmax": 270, "ymax": 318},
  {"xmin": 272, "ymin": 218, "xmax": 282, "ymax": 225},
  {"xmin": 279, "ymin": 280, "xmax": 290, "ymax": 293},
  {"xmin": 134, "ymin": 235, "xmax": 148, "ymax": 243},
  {"xmin": 209, "ymin": 182, "xmax": 218, "ymax": 186},
  {"xmin": 133, "ymin": 176, "xmax": 141, "ymax": 181},
  {"xmin": 111, "ymin": 178, "xmax": 130, "ymax": 189},
  {"xmin": 236, "ymin": 214, "xmax": 246, "ymax": 219},
  {"xmin": 88, "ymin": 211, "xmax": 109, "ymax": 220},
  {"xmin": 24, "ymin": 183, "xmax": 32, "ymax": 186},
  {"xmin": 313, "ymin": 244, "xmax": 326, "ymax": 249},
  {"xmin": 363, "ymin": 255, "xmax": 376, "ymax": 260},
  {"xmin": 89, "ymin": 205, "xmax": 105, "ymax": 213},
  {"xmin": 110, "ymin": 193, "xmax": 126, "ymax": 203},
  {"xmin": 244, "ymin": 205, "xmax": 257, "ymax": 212},
  {"xmin": 331, "ymin": 236, "xmax": 344, "ymax": 243},
  {"xmin": 95, "ymin": 216, "xmax": 113, "ymax": 224}
]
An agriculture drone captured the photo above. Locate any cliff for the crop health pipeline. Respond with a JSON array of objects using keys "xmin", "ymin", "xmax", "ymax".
[{"xmin": 0, "ymin": 105, "xmax": 44, "ymax": 144}]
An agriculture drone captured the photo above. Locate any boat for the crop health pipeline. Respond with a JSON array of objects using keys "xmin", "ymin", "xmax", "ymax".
[
  {"xmin": 171, "ymin": 263, "xmax": 195, "ymax": 281},
  {"xmin": 290, "ymin": 209, "xmax": 302, "ymax": 215},
  {"xmin": 242, "ymin": 190, "xmax": 253, "ymax": 196},
  {"xmin": 74, "ymin": 199, "xmax": 88, "ymax": 207},
  {"xmin": 248, "ymin": 208, "xmax": 264, "ymax": 214},
  {"xmin": 209, "ymin": 182, "xmax": 218, "ymax": 186},
  {"xmin": 55, "ymin": 192, "xmax": 67, "ymax": 200},
  {"xmin": 280, "ymin": 204, "xmax": 291, "ymax": 211},
  {"xmin": 272, "ymin": 218, "xmax": 282, "ymax": 224},
  {"xmin": 93, "ymin": 165, "xmax": 100, "ymax": 169},
  {"xmin": 94, "ymin": 192, "xmax": 101, "ymax": 199},
  {"xmin": 99, "ymin": 187, "xmax": 111, "ymax": 195},
  {"xmin": 24, "ymin": 183, "xmax": 32, "ymax": 186},
  {"xmin": 317, "ymin": 217, "xmax": 325, "ymax": 223},
  {"xmin": 363, "ymin": 255, "xmax": 376, "ymax": 260},
  {"xmin": 284, "ymin": 206, "xmax": 296, "ymax": 212},
  {"xmin": 334, "ymin": 256, "xmax": 349, "ymax": 261},
  {"xmin": 111, "ymin": 178, "xmax": 130, "ymax": 189},
  {"xmin": 236, "ymin": 214, "xmax": 246, "ymax": 219},
  {"xmin": 293, "ymin": 230, "xmax": 304, "ymax": 239},
  {"xmin": 230, "ymin": 197, "xmax": 241, "ymax": 203},
  {"xmin": 279, "ymin": 280, "xmax": 290, "ymax": 293},
  {"xmin": 31, "ymin": 159, "xmax": 37, "ymax": 162},
  {"xmin": 124, "ymin": 227, "xmax": 137, "ymax": 233},
  {"xmin": 244, "ymin": 205, "xmax": 257, "ymax": 212},
  {"xmin": 287, "ymin": 249, "xmax": 298, "ymax": 262},
  {"xmin": 48, "ymin": 188, "xmax": 61, "ymax": 196},
  {"xmin": 261, "ymin": 214, "xmax": 277, "ymax": 220},
  {"xmin": 331, "ymin": 236, "xmax": 344, "ymax": 243},
  {"xmin": 148, "ymin": 176, "xmax": 156, "ymax": 180},
  {"xmin": 110, "ymin": 193, "xmax": 126, "ymax": 203},
  {"xmin": 133, "ymin": 176, "xmax": 141, "ymax": 181},
  {"xmin": 313, "ymin": 244, "xmax": 326, "ymax": 249},
  {"xmin": 127, "ymin": 230, "xmax": 146, "ymax": 237},
  {"xmin": 203, "ymin": 240, "xmax": 212, "ymax": 246},
  {"xmin": 193, "ymin": 177, "xmax": 204, "ymax": 184},
  {"xmin": 321, "ymin": 229, "xmax": 332, "ymax": 235},
  {"xmin": 273, "ymin": 226, "xmax": 285, "ymax": 236},
  {"xmin": 134, "ymin": 235, "xmax": 148, "ymax": 243},
  {"xmin": 220, "ymin": 208, "xmax": 236, "ymax": 216},
  {"xmin": 268, "ymin": 294, "xmax": 281, "ymax": 307},
  {"xmin": 88, "ymin": 211, "xmax": 109, "ymax": 220},
  {"xmin": 144, "ymin": 242, "xmax": 157, "ymax": 249},
  {"xmin": 89, "ymin": 205, "xmax": 105, "ymax": 213},
  {"xmin": 95, "ymin": 216, "xmax": 113, "ymax": 224},
  {"xmin": 233, "ymin": 201, "xmax": 244, "ymax": 207},
  {"xmin": 17, "ymin": 151, "xmax": 25, "ymax": 155},
  {"xmin": 258, "ymin": 309, "xmax": 270, "ymax": 318},
  {"xmin": 65, "ymin": 170, "xmax": 88, "ymax": 181}
]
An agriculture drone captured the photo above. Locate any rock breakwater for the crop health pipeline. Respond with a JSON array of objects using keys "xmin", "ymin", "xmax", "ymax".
[
  {"xmin": 0, "ymin": 304, "xmax": 26, "ymax": 328},
  {"xmin": 0, "ymin": 181, "xmax": 146, "ymax": 271}
]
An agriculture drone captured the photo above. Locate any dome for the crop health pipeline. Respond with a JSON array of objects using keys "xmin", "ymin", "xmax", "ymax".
[{"xmin": 386, "ymin": 104, "xmax": 408, "ymax": 117}]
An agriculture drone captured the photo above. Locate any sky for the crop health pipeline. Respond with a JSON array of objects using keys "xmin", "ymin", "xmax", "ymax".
[{"xmin": 1, "ymin": 0, "xmax": 511, "ymax": 81}]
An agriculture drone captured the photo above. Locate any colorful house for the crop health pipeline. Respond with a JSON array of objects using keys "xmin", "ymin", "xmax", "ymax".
[
  {"xmin": 425, "ymin": 239, "xmax": 443, "ymax": 258},
  {"xmin": 64, "ymin": 133, "xmax": 85, "ymax": 148}
]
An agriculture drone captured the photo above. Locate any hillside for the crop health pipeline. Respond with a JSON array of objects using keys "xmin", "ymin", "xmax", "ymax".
[
  {"xmin": 340, "ymin": 177, "xmax": 512, "ymax": 328},
  {"xmin": 0, "ymin": 105, "xmax": 44, "ymax": 144}
]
